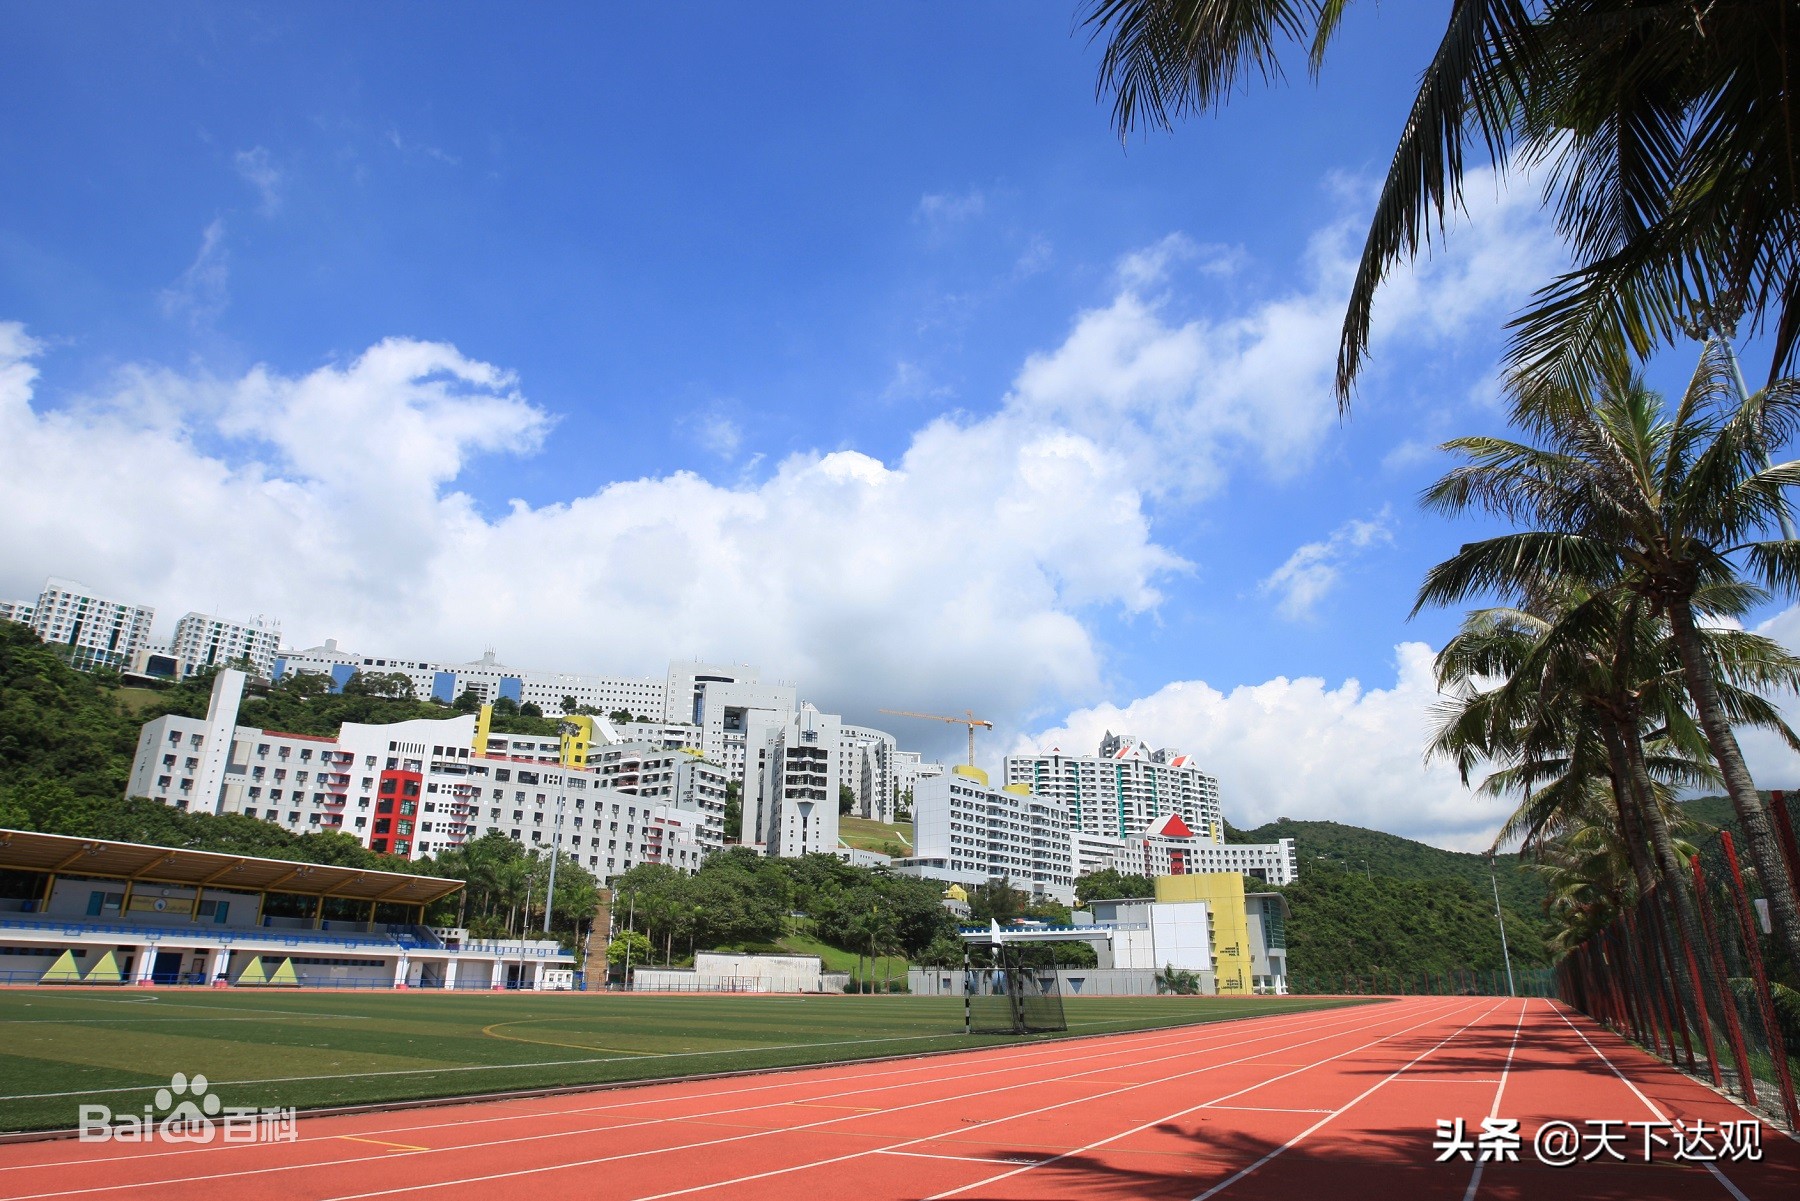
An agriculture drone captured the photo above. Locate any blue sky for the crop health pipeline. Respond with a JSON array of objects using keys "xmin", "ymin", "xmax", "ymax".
[{"xmin": 4, "ymin": 4, "xmax": 1793, "ymax": 847}]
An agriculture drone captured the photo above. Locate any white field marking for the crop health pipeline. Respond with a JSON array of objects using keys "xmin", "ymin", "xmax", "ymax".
[
  {"xmin": 2, "ymin": 998, "xmax": 1376, "ymax": 1174},
  {"xmin": 622, "ymin": 998, "xmax": 1487, "ymax": 1201},
  {"xmin": 1202, "ymin": 1105, "xmax": 1335, "ymax": 1115},
  {"xmin": 0, "ymin": 1016, "xmax": 290, "ymax": 1025},
  {"xmin": 15, "ymin": 996, "xmax": 371, "ymax": 1020},
  {"xmin": 3, "ymin": 996, "xmax": 1391, "ymax": 1197},
  {"xmin": 1550, "ymin": 1002, "xmax": 1754, "ymax": 1201},
  {"xmin": 298, "ymin": 996, "xmax": 1442, "ymax": 1201},
  {"xmin": 923, "ymin": 996, "xmax": 1504, "ymax": 1201},
  {"xmin": 0, "ymin": 1030, "xmax": 995, "ymax": 1102},
  {"xmin": 1459, "ymin": 996, "xmax": 1531, "ymax": 1201}
]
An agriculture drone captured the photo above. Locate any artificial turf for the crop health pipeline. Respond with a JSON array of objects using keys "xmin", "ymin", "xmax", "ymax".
[{"xmin": 0, "ymin": 988, "xmax": 1373, "ymax": 1133}]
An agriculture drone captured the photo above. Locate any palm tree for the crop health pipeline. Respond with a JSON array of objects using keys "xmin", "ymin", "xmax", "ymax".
[
  {"xmin": 1079, "ymin": 1, "xmax": 1800, "ymax": 402},
  {"xmin": 1417, "ymin": 356, "xmax": 1800, "ymax": 967}
]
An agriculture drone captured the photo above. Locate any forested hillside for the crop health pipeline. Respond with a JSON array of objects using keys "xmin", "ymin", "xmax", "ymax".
[{"xmin": 1229, "ymin": 817, "xmax": 1545, "ymax": 914}]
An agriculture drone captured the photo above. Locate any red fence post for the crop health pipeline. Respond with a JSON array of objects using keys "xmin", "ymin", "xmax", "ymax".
[
  {"xmin": 1719, "ymin": 832, "xmax": 1800, "ymax": 1129},
  {"xmin": 1691, "ymin": 853, "xmax": 1758, "ymax": 1106}
]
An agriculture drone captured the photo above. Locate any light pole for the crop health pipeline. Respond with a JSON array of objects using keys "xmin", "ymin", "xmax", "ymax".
[
  {"xmin": 1681, "ymin": 296, "xmax": 1797, "ymax": 540},
  {"xmin": 1488, "ymin": 853, "xmax": 1516, "ymax": 997},
  {"xmin": 543, "ymin": 798, "xmax": 564, "ymax": 935}
]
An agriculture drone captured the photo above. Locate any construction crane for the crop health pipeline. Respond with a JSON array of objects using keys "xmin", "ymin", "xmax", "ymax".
[{"xmin": 879, "ymin": 708, "xmax": 994, "ymax": 767}]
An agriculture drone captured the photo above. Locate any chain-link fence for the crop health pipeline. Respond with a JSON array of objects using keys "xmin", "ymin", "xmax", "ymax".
[
  {"xmin": 1285, "ymin": 968, "xmax": 1556, "ymax": 997},
  {"xmin": 1558, "ymin": 805, "xmax": 1800, "ymax": 1132}
]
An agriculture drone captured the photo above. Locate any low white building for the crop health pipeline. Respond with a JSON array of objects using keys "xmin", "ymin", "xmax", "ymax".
[
  {"xmin": 1099, "ymin": 814, "xmax": 1300, "ymax": 886},
  {"xmin": 0, "ymin": 830, "xmax": 571, "ymax": 990},
  {"xmin": 890, "ymin": 766, "xmax": 1075, "ymax": 903},
  {"xmin": 127, "ymin": 670, "xmax": 723, "ymax": 884},
  {"xmin": 273, "ymin": 641, "xmax": 668, "ymax": 718}
]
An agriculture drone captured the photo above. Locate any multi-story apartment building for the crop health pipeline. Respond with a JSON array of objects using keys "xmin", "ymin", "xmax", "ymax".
[
  {"xmin": 1005, "ymin": 732, "xmax": 1224, "ymax": 843},
  {"xmin": 23, "ymin": 577, "xmax": 155, "ymax": 672},
  {"xmin": 171, "ymin": 610, "xmax": 282, "ymax": 679},
  {"xmin": 0, "ymin": 598, "xmax": 36, "ymax": 626},
  {"xmin": 126, "ymin": 670, "xmax": 723, "ymax": 883},
  {"xmin": 1010, "ymin": 733, "xmax": 1297, "ymax": 886},
  {"xmin": 273, "ymin": 641, "xmax": 667, "ymax": 718},
  {"xmin": 892, "ymin": 766, "xmax": 1075, "ymax": 903},
  {"xmin": 742, "ymin": 705, "xmax": 840, "ymax": 857},
  {"xmin": 839, "ymin": 724, "xmax": 898, "ymax": 822},
  {"xmin": 893, "ymin": 750, "xmax": 945, "ymax": 814}
]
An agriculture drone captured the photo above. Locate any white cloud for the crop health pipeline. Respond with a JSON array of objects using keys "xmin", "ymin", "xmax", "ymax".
[
  {"xmin": 158, "ymin": 219, "xmax": 229, "ymax": 326},
  {"xmin": 385, "ymin": 126, "xmax": 460, "ymax": 166},
  {"xmin": 0, "ymin": 322, "xmax": 1177, "ymax": 727},
  {"xmin": 1019, "ymin": 642, "xmax": 1511, "ymax": 851},
  {"xmin": 691, "ymin": 410, "xmax": 742, "ymax": 460},
  {"xmin": 915, "ymin": 188, "xmax": 986, "ymax": 229},
  {"xmin": 1259, "ymin": 508, "xmax": 1394, "ymax": 621},
  {"xmin": 234, "ymin": 147, "xmax": 282, "ymax": 216}
]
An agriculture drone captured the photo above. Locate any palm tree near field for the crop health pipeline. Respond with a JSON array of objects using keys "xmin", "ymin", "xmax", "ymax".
[
  {"xmin": 1080, "ymin": 1, "xmax": 1800, "ymax": 402},
  {"xmin": 1416, "ymin": 355, "xmax": 1800, "ymax": 968}
]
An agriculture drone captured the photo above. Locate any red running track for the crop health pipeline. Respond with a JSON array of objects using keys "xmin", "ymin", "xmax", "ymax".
[{"xmin": 0, "ymin": 996, "xmax": 1794, "ymax": 1200}]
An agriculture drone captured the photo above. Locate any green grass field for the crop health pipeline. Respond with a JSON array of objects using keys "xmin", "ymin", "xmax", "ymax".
[{"xmin": 0, "ymin": 989, "xmax": 1372, "ymax": 1132}]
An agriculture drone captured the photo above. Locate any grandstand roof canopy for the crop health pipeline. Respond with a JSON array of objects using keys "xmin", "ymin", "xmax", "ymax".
[{"xmin": 0, "ymin": 828, "xmax": 462, "ymax": 905}]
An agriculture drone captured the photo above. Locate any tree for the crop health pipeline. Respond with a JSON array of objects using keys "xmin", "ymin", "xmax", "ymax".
[
  {"xmin": 519, "ymin": 701, "xmax": 544, "ymax": 718},
  {"xmin": 451, "ymin": 687, "xmax": 483, "ymax": 713},
  {"xmin": 1417, "ymin": 354, "xmax": 1800, "ymax": 968},
  {"xmin": 1075, "ymin": 869, "xmax": 1156, "ymax": 904},
  {"xmin": 343, "ymin": 670, "xmax": 415, "ymax": 700},
  {"xmin": 606, "ymin": 929, "xmax": 652, "ymax": 968},
  {"xmin": 608, "ymin": 709, "xmax": 635, "ymax": 724},
  {"xmin": 968, "ymin": 876, "xmax": 1027, "ymax": 925},
  {"xmin": 491, "ymin": 695, "xmax": 520, "ymax": 717},
  {"xmin": 839, "ymin": 783, "xmax": 856, "ymax": 816},
  {"xmin": 722, "ymin": 779, "xmax": 742, "ymax": 843},
  {"xmin": 1081, "ymin": 1, "xmax": 1800, "ymax": 403}
]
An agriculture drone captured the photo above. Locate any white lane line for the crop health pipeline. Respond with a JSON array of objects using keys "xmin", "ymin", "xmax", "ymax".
[
  {"xmin": 632, "ymin": 998, "xmax": 1483, "ymax": 1201},
  {"xmin": 873, "ymin": 1151, "xmax": 1043, "ymax": 1166},
  {"xmin": 1460, "ymin": 996, "xmax": 1530, "ymax": 1201},
  {"xmin": 6, "ymin": 998, "xmax": 1389, "ymax": 1199},
  {"xmin": 313, "ymin": 993, "xmax": 1418, "ymax": 1201},
  {"xmin": 1185, "ymin": 998, "xmax": 1510, "ymax": 1201},
  {"xmin": 1550, "ymin": 1003, "xmax": 1753, "ymax": 1201},
  {"xmin": 923, "ymin": 997, "xmax": 1503, "ymax": 1201}
]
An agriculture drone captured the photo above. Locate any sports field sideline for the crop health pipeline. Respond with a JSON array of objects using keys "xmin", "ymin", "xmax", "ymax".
[
  {"xmin": 1, "ymin": 996, "xmax": 1794, "ymax": 1199},
  {"xmin": 0, "ymin": 988, "xmax": 1367, "ymax": 1133}
]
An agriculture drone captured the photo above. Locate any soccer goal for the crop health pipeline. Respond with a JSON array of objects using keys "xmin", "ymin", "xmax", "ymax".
[{"xmin": 962, "ymin": 940, "xmax": 1067, "ymax": 1035}]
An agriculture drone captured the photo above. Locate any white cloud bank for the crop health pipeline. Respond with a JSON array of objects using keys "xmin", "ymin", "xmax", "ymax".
[
  {"xmin": 1020, "ymin": 643, "xmax": 1514, "ymax": 852},
  {"xmin": 1260, "ymin": 508, "xmax": 1394, "ymax": 621},
  {"xmin": 1, "ymin": 170, "xmax": 1563, "ymax": 842}
]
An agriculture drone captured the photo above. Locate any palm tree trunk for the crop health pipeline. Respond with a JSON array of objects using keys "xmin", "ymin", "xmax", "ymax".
[
  {"xmin": 1616, "ymin": 721, "xmax": 1718, "ymax": 1024},
  {"xmin": 1667, "ymin": 600, "xmax": 1800, "ymax": 969},
  {"xmin": 1600, "ymin": 728, "xmax": 1658, "ymax": 898}
]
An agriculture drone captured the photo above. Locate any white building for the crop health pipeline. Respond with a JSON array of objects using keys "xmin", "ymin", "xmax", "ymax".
[
  {"xmin": 0, "ymin": 598, "xmax": 36, "ymax": 627},
  {"xmin": 891, "ymin": 766, "xmax": 1076, "ymax": 903},
  {"xmin": 127, "ymin": 670, "xmax": 722, "ymax": 884},
  {"xmin": 23, "ymin": 577, "xmax": 155, "ymax": 672},
  {"xmin": 172, "ymin": 610, "xmax": 282, "ymax": 679},
  {"xmin": 743, "ymin": 705, "xmax": 840, "ymax": 858},
  {"xmin": 893, "ymin": 750, "xmax": 945, "ymax": 815},
  {"xmin": 839, "ymin": 724, "xmax": 899, "ymax": 822},
  {"xmin": 670, "ymin": 662, "xmax": 801, "ymax": 786},
  {"xmin": 274, "ymin": 641, "xmax": 667, "ymax": 718},
  {"xmin": 1098, "ymin": 814, "xmax": 1300, "ymax": 885},
  {"xmin": 0, "ymin": 829, "xmax": 571, "ymax": 990}
]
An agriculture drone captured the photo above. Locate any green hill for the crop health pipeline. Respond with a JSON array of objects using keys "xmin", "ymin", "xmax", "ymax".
[{"xmin": 1229, "ymin": 817, "xmax": 1544, "ymax": 915}]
